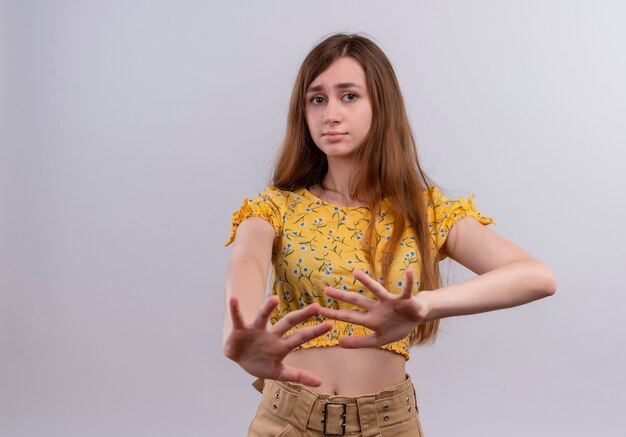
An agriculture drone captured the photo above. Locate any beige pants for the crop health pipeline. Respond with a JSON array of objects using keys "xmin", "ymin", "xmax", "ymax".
[{"xmin": 248, "ymin": 374, "xmax": 425, "ymax": 436}]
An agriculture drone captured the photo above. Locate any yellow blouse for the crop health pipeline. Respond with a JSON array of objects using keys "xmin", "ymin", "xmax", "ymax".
[{"xmin": 224, "ymin": 186, "xmax": 496, "ymax": 360}]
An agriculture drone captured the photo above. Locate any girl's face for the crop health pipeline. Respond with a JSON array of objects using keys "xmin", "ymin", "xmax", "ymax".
[{"xmin": 304, "ymin": 56, "xmax": 373, "ymax": 160}]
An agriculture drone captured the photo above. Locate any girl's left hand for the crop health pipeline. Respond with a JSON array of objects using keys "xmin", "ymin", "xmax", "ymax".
[{"xmin": 317, "ymin": 268, "xmax": 430, "ymax": 348}]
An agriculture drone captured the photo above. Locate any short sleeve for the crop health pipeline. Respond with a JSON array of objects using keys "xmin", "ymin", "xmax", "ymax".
[
  {"xmin": 224, "ymin": 187, "xmax": 284, "ymax": 247},
  {"xmin": 426, "ymin": 186, "xmax": 497, "ymax": 262}
]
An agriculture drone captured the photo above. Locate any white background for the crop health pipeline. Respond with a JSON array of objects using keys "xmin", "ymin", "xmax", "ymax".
[{"xmin": 1, "ymin": 1, "xmax": 625, "ymax": 436}]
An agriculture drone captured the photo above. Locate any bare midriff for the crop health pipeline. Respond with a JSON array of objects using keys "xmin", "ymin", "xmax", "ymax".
[{"xmin": 283, "ymin": 346, "xmax": 407, "ymax": 396}]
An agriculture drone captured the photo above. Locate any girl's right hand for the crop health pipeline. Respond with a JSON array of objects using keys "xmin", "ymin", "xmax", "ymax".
[{"xmin": 223, "ymin": 295, "xmax": 333, "ymax": 387}]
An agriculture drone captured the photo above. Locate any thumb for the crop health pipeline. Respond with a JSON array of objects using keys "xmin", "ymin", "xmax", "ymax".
[
  {"xmin": 276, "ymin": 365, "xmax": 323, "ymax": 387},
  {"xmin": 338, "ymin": 333, "xmax": 380, "ymax": 349}
]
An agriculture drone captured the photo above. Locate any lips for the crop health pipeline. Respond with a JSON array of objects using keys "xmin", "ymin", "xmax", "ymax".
[{"xmin": 323, "ymin": 131, "xmax": 347, "ymax": 141}]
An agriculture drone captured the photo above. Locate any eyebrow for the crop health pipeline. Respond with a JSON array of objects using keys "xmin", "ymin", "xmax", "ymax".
[{"xmin": 306, "ymin": 82, "xmax": 362, "ymax": 93}]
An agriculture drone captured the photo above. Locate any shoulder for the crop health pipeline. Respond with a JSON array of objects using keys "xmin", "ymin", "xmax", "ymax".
[
  {"xmin": 423, "ymin": 185, "xmax": 447, "ymax": 205},
  {"xmin": 422, "ymin": 185, "xmax": 450, "ymax": 222},
  {"xmin": 256, "ymin": 186, "xmax": 294, "ymax": 201},
  {"xmin": 246, "ymin": 186, "xmax": 289, "ymax": 208},
  {"xmin": 256, "ymin": 186, "xmax": 313, "ymax": 209},
  {"xmin": 422, "ymin": 185, "xmax": 493, "ymax": 222}
]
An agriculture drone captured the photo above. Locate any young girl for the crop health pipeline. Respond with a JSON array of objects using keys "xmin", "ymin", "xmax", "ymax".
[{"xmin": 222, "ymin": 33, "xmax": 556, "ymax": 436}]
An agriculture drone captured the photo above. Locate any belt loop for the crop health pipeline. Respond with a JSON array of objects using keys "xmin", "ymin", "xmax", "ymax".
[
  {"xmin": 252, "ymin": 377, "xmax": 265, "ymax": 394},
  {"xmin": 289, "ymin": 387, "xmax": 319, "ymax": 432},
  {"xmin": 356, "ymin": 395, "xmax": 381, "ymax": 437}
]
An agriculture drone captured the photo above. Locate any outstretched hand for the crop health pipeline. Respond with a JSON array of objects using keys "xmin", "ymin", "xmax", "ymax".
[
  {"xmin": 223, "ymin": 295, "xmax": 333, "ymax": 387},
  {"xmin": 317, "ymin": 268, "xmax": 430, "ymax": 348}
]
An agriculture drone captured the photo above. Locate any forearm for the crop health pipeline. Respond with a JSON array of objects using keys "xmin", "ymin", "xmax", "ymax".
[
  {"xmin": 222, "ymin": 255, "xmax": 267, "ymax": 348},
  {"xmin": 421, "ymin": 259, "xmax": 557, "ymax": 322}
]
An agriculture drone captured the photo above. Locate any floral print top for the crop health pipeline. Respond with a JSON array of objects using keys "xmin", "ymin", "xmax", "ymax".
[{"xmin": 224, "ymin": 186, "xmax": 496, "ymax": 360}]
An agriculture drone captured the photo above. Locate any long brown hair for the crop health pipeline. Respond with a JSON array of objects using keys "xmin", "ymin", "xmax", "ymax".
[{"xmin": 272, "ymin": 33, "xmax": 442, "ymax": 346}]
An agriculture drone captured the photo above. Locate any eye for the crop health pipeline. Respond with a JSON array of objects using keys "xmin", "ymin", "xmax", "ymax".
[
  {"xmin": 343, "ymin": 93, "xmax": 358, "ymax": 101},
  {"xmin": 310, "ymin": 96, "xmax": 325, "ymax": 105}
]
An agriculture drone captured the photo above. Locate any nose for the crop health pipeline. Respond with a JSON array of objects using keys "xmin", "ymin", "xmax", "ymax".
[{"xmin": 322, "ymin": 99, "xmax": 342, "ymax": 125}]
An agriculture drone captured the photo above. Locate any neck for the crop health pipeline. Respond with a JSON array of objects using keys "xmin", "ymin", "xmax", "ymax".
[
  {"xmin": 316, "ymin": 156, "xmax": 368, "ymax": 206},
  {"xmin": 323, "ymin": 159, "xmax": 353, "ymax": 194}
]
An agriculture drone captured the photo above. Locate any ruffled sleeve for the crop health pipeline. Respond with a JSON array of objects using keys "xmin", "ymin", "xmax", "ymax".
[
  {"xmin": 426, "ymin": 186, "xmax": 497, "ymax": 261},
  {"xmin": 224, "ymin": 187, "xmax": 284, "ymax": 247}
]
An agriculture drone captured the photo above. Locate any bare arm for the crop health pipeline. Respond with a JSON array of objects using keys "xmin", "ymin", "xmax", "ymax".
[
  {"xmin": 420, "ymin": 216, "xmax": 557, "ymax": 322},
  {"xmin": 318, "ymin": 216, "xmax": 557, "ymax": 348},
  {"xmin": 222, "ymin": 216, "xmax": 333, "ymax": 385},
  {"xmin": 222, "ymin": 217, "xmax": 274, "ymax": 349}
]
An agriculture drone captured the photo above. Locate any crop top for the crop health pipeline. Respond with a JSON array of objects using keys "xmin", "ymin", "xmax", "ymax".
[{"xmin": 224, "ymin": 185, "xmax": 496, "ymax": 360}]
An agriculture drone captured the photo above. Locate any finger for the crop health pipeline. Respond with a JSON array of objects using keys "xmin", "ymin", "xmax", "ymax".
[
  {"xmin": 400, "ymin": 267, "xmax": 415, "ymax": 299},
  {"xmin": 271, "ymin": 302, "xmax": 321, "ymax": 336},
  {"xmin": 324, "ymin": 287, "xmax": 376, "ymax": 310},
  {"xmin": 252, "ymin": 295, "xmax": 280, "ymax": 329},
  {"xmin": 353, "ymin": 269, "xmax": 389, "ymax": 300},
  {"xmin": 338, "ymin": 333, "xmax": 381, "ymax": 349},
  {"xmin": 229, "ymin": 295, "xmax": 245, "ymax": 329},
  {"xmin": 282, "ymin": 320, "xmax": 333, "ymax": 350},
  {"xmin": 276, "ymin": 365, "xmax": 323, "ymax": 387},
  {"xmin": 318, "ymin": 306, "xmax": 370, "ymax": 327}
]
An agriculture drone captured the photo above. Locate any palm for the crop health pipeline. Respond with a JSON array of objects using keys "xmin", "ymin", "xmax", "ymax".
[
  {"xmin": 365, "ymin": 298, "xmax": 421, "ymax": 343},
  {"xmin": 317, "ymin": 268, "xmax": 429, "ymax": 348},
  {"xmin": 225, "ymin": 324, "xmax": 290, "ymax": 376},
  {"xmin": 224, "ymin": 295, "xmax": 333, "ymax": 386}
]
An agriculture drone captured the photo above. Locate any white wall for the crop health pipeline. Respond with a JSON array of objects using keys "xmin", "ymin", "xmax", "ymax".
[{"xmin": 1, "ymin": 1, "xmax": 625, "ymax": 436}]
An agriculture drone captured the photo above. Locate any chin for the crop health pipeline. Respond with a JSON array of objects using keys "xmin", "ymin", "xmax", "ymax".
[
  {"xmin": 326, "ymin": 152, "xmax": 358, "ymax": 160},
  {"xmin": 318, "ymin": 144, "xmax": 358, "ymax": 156}
]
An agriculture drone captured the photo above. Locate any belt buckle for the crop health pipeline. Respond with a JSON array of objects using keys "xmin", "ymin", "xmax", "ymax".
[{"xmin": 322, "ymin": 402, "xmax": 347, "ymax": 436}]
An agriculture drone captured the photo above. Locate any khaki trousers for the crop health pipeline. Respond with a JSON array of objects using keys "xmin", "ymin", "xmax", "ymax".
[{"xmin": 247, "ymin": 374, "xmax": 425, "ymax": 436}]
